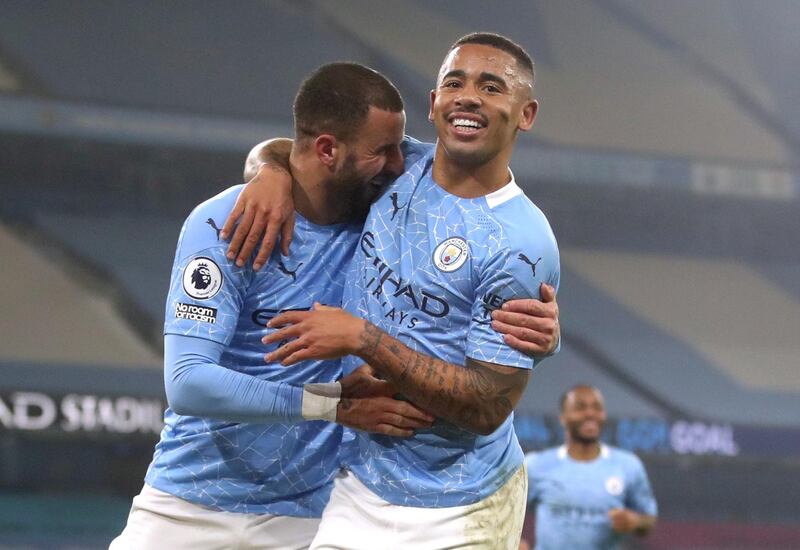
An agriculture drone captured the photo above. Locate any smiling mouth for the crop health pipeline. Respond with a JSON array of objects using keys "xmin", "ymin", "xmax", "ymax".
[
  {"xmin": 448, "ymin": 114, "xmax": 487, "ymax": 136},
  {"xmin": 581, "ymin": 420, "xmax": 600, "ymax": 431}
]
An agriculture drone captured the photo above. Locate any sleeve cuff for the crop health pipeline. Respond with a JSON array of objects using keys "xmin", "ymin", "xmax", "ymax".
[{"xmin": 301, "ymin": 382, "xmax": 341, "ymax": 422}]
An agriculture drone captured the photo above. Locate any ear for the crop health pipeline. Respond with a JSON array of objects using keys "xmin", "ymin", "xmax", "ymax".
[
  {"xmin": 428, "ymin": 89, "xmax": 436, "ymax": 122},
  {"xmin": 517, "ymin": 99, "xmax": 539, "ymax": 132},
  {"xmin": 314, "ymin": 134, "xmax": 339, "ymax": 170}
]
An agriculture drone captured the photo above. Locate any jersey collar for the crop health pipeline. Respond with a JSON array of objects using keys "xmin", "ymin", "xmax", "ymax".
[
  {"xmin": 484, "ymin": 169, "xmax": 523, "ymax": 209},
  {"xmin": 558, "ymin": 444, "xmax": 610, "ymax": 460}
]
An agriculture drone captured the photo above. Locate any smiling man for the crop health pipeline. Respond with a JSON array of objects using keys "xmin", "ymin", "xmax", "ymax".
[
  {"xmin": 257, "ymin": 33, "xmax": 561, "ymax": 549},
  {"xmin": 521, "ymin": 386, "xmax": 658, "ymax": 550}
]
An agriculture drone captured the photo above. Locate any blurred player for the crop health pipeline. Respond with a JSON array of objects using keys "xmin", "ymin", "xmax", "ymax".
[
  {"xmin": 520, "ymin": 385, "xmax": 657, "ymax": 550},
  {"xmin": 257, "ymin": 33, "xmax": 560, "ymax": 549},
  {"xmin": 109, "ymin": 63, "xmax": 435, "ymax": 550}
]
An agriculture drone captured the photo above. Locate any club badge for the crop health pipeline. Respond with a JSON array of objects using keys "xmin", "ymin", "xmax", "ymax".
[
  {"xmin": 433, "ymin": 237, "xmax": 469, "ymax": 272},
  {"xmin": 605, "ymin": 476, "xmax": 624, "ymax": 496}
]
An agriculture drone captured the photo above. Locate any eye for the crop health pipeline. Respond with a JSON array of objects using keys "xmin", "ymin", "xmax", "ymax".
[
  {"xmin": 484, "ymin": 84, "xmax": 502, "ymax": 94},
  {"xmin": 443, "ymin": 80, "xmax": 462, "ymax": 89}
]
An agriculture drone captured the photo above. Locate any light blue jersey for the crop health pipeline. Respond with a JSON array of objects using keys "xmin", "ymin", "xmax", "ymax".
[
  {"xmin": 525, "ymin": 446, "xmax": 658, "ymax": 550},
  {"xmin": 146, "ymin": 184, "xmax": 362, "ymax": 517},
  {"xmin": 341, "ymin": 148, "xmax": 561, "ymax": 507}
]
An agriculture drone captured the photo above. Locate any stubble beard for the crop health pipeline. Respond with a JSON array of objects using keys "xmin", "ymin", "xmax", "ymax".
[{"xmin": 331, "ymin": 154, "xmax": 373, "ymax": 223}]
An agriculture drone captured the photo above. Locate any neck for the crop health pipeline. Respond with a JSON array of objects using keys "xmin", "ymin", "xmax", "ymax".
[
  {"xmin": 566, "ymin": 439, "xmax": 602, "ymax": 462},
  {"xmin": 290, "ymin": 150, "xmax": 350, "ymax": 226},
  {"xmin": 431, "ymin": 141, "xmax": 513, "ymax": 197}
]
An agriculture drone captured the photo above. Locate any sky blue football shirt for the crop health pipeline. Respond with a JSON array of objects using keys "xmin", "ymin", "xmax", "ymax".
[
  {"xmin": 147, "ymin": 184, "xmax": 361, "ymax": 517},
  {"xmin": 341, "ymin": 148, "xmax": 561, "ymax": 507}
]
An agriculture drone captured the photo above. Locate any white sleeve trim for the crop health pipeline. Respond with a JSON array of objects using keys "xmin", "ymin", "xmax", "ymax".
[{"xmin": 301, "ymin": 382, "xmax": 342, "ymax": 422}]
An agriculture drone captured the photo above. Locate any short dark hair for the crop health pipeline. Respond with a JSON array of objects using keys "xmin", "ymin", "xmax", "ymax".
[
  {"xmin": 449, "ymin": 32, "xmax": 535, "ymax": 86},
  {"xmin": 559, "ymin": 384, "xmax": 598, "ymax": 411},
  {"xmin": 293, "ymin": 62, "xmax": 404, "ymax": 144}
]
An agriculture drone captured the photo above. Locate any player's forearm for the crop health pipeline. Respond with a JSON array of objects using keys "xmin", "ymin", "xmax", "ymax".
[
  {"xmin": 164, "ymin": 334, "xmax": 330, "ymax": 423},
  {"xmin": 166, "ymin": 357, "xmax": 302, "ymax": 422},
  {"xmin": 243, "ymin": 138, "xmax": 293, "ymax": 182},
  {"xmin": 355, "ymin": 322, "xmax": 528, "ymax": 435}
]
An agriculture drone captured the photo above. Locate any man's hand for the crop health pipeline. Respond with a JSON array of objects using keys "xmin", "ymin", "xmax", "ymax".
[
  {"xmin": 337, "ymin": 364, "xmax": 433, "ymax": 437},
  {"xmin": 491, "ymin": 283, "xmax": 559, "ymax": 357},
  {"xmin": 222, "ymin": 157, "xmax": 295, "ymax": 270},
  {"xmin": 262, "ymin": 304, "xmax": 363, "ymax": 365},
  {"xmin": 609, "ymin": 508, "xmax": 651, "ymax": 534},
  {"xmin": 263, "ymin": 306, "xmax": 529, "ymax": 435},
  {"xmin": 339, "ymin": 364, "xmax": 396, "ymax": 398},
  {"xmin": 335, "ymin": 394, "xmax": 434, "ymax": 437}
]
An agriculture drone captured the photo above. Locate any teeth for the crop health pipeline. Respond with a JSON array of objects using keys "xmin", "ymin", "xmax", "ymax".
[{"xmin": 452, "ymin": 118, "xmax": 482, "ymax": 129}]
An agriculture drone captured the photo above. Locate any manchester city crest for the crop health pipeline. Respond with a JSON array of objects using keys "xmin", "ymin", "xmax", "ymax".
[
  {"xmin": 605, "ymin": 476, "xmax": 625, "ymax": 496},
  {"xmin": 433, "ymin": 237, "xmax": 469, "ymax": 272}
]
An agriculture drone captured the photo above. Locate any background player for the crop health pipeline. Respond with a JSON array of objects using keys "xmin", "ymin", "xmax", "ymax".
[
  {"xmin": 520, "ymin": 385, "xmax": 657, "ymax": 550},
  {"xmin": 258, "ymin": 33, "xmax": 559, "ymax": 549}
]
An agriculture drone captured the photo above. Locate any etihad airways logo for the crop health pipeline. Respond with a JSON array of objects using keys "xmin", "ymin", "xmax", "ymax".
[{"xmin": 360, "ymin": 231, "xmax": 449, "ymax": 318}]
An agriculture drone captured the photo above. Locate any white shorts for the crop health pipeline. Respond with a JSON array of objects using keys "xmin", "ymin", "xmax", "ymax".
[
  {"xmin": 109, "ymin": 484, "xmax": 320, "ymax": 550},
  {"xmin": 310, "ymin": 465, "xmax": 527, "ymax": 550}
]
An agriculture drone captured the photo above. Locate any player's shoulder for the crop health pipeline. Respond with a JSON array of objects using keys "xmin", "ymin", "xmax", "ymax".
[
  {"xmin": 401, "ymin": 135, "xmax": 434, "ymax": 160},
  {"xmin": 606, "ymin": 445, "xmax": 647, "ymax": 470},
  {"xmin": 187, "ymin": 184, "xmax": 245, "ymax": 226},
  {"xmin": 470, "ymin": 180, "xmax": 559, "ymax": 271},
  {"xmin": 402, "ymin": 136, "xmax": 435, "ymax": 176},
  {"xmin": 379, "ymin": 138, "xmax": 434, "ymax": 198},
  {"xmin": 485, "ymin": 179, "xmax": 554, "ymax": 241},
  {"xmin": 524, "ymin": 446, "xmax": 562, "ymax": 468},
  {"xmin": 177, "ymin": 184, "xmax": 245, "ymax": 258}
]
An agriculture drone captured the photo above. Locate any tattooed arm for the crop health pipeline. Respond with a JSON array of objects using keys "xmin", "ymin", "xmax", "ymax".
[
  {"xmin": 358, "ymin": 322, "xmax": 530, "ymax": 435},
  {"xmin": 263, "ymin": 305, "xmax": 530, "ymax": 436}
]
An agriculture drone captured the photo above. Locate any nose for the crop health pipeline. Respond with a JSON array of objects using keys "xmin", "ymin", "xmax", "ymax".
[
  {"xmin": 384, "ymin": 145, "xmax": 404, "ymax": 177},
  {"xmin": 454, "ymin": 85, "xmax": 481, "ymax": 109}
]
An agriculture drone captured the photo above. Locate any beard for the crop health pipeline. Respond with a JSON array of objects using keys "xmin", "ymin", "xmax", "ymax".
[
  {"xmin": 330, "ymin": 154, "xmax": 384, "ymax": 223},
  {"xmin": 567, "ymin": 421, "xmax": 602, "ymax": 446}
]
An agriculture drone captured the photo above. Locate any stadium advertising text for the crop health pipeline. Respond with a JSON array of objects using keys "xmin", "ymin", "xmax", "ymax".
[
  {"xmin": 0, "ymin": 391, "xmax": 164, "ymax": 435},
  {"xmin": 515, "ymin": 414, "xmax": 758, "ymax": 457}
]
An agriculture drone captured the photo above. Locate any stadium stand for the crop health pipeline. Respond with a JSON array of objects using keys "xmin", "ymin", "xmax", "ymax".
[
  {"xmin": 0, "ymin": 222, "xmax": 160, "ymax": 368},
  {"xmin": 34, "ymin": 213, "xmax": 181, "ymax": 323},
  {"xmin": 561, "ymin": 249, "xmax": 800, "ymax": 425},
  {"xmin": 520, "ymin": 344, "xmax": 664, "ymax": 419}
]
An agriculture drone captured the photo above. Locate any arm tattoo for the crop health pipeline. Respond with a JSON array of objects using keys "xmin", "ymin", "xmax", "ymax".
[
  {"xmin": 356, "ymin": 322, "xmax": 529, "ymax": 435},
  {"xmin": 260, "ymin": 139, "xmax": 293, "ymax": 174},
  {"xmin": 360, "ymin": 322, "xmax": 384, "ymax": 358}
]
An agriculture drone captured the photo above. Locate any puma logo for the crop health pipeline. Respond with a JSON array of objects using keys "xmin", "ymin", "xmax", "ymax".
[
  {"xmin": 206, "ymin": 218, "xmax": 222, "ymax": 240},
  {"xmin": 518, "ymin": 253, "xmax": 542, "ymax": 277},
  {"xmin": 277, "ymin": 260, "xmax": 302, "ymax": 282},
  {"xmin": 390, "ymin": 192, "xmax": 407, "ymax": 221}
]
